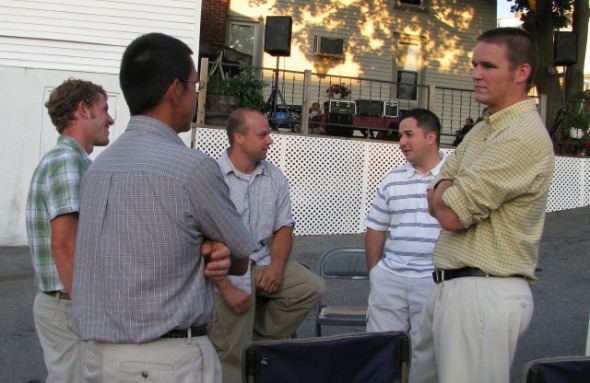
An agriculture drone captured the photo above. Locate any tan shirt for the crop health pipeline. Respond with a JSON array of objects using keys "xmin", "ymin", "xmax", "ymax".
[{"xmin": 429, "ymin": 99, "xmax": 555, "ymax": 281}]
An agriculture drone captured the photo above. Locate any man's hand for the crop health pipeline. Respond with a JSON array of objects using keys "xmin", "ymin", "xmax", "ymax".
[
  {"xmin": 219, "ymin": 280, "xmax": 254, "ymax": 314},
  {"xmin": 255, "ymin": 262, "xmax": 285, "ymax": 293},
  {"xmin": 201, "ymin": 241, "xmax": 231, "ymax": 281},
  {"xmin": 428, "ymin": 180, "xmax": 465, "ymax": 231}
]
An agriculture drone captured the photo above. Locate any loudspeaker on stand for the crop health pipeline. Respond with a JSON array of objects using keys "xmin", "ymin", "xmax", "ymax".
[
  {"xmin": 264, "ymin": 16, "xmax": 292, "ymax": 57},
  {"xmin": 554, "ymin": 31, "xmax": 577, "ymax": 67}
]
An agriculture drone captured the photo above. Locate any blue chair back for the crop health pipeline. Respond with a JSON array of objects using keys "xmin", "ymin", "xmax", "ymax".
[
  {"xmin": 244, "ymin": 332, "xmax": 409, "ymax": 383},
  {"xmin": 523, "ymin": 355, "xmax": 590, "ymax": 383}
]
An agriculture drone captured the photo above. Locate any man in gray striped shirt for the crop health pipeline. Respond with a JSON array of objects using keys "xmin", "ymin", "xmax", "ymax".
[
  {"xmin": 72, "ymin": 33, "xmax": 254, "ymax": 383},
  {"xmin": 364, "ymin": 109, "xmax": 444, "ymax": 351}
]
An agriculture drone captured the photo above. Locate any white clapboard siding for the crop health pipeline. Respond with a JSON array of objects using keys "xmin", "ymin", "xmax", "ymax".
[
  {"xmin": 231, "ymin": 0, "xmax": 496, "ymax": 86},
  {"xmin": 0, "ymin": 0, "xmax": 201, "ymax": 74}
]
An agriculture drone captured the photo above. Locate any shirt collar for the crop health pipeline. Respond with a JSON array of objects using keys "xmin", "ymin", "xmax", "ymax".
[
  {"xmin": 403, "ymin": 151, "xmax": 445, "ymax": 178},
  {"xmin": 486, "ymin": 98, "xmax": 537, "ymax": 133},
  {"xmin": 218, "ymin": 149, "xmax": 267, "ymax": 178},
  {"xmin": 57, "ymin": 135, "xmax": 91, "ymax": 163},
  {"xmin": 125, "ymin": 115, "xmax": 185, "ymax": 146}
]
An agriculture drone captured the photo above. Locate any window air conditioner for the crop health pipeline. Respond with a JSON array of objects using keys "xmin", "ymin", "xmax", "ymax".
[{"xmin": 313, "ymin": 36, "xmax": 344, "ymax": 57}]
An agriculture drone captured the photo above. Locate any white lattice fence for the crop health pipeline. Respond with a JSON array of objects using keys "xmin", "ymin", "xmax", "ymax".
[
  {"xmin": 195, "ymin": 127, "xmax": 590, "ymax": 235},
  {"xmin": 547, "ymin": 156, "xmax": 590, "ymax": 213}
]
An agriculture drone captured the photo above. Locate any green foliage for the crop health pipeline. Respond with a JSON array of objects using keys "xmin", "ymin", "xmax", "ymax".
[
  {"xmin": 565, "ymin": 104, "xmax": 590, "ymax": 131},
  {"xmin": 565, "ymin": 104, "xmax": 590, "ymax": 154},
  {"xmin": 508, "ymin": 0, "xmax": 573, "ymax": 28},
  {"xmin": 207, "ymin": 69, "xmax": 268, "ymax": 110}
]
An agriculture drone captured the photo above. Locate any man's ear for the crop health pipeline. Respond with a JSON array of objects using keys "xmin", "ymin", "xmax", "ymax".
[
  {"xmin": 427, "ymin": 130, "xmax": 437, "ymax": 144},
  {"xmin": 76, "ymin": 100, "xmax": 88, "ymax": 119},
  {"xmin": 516, "ymin": 63, "xmax": 531, "ymax": 86},
  {"xmin": 165, "ymin": 79, "xmax": 182, "ymax": 105},
  {"xmin": 233, "ymin": 131, "xmax": 244, "ymax": 145}
]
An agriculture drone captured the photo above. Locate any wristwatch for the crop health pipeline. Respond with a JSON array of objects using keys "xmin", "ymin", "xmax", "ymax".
[{"xmin": 433, "ymin": 178, "xmax": 451, "ymax": 191}]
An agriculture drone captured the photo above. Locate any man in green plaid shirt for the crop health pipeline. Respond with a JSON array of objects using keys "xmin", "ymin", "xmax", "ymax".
[{"xmin": 26, "ymin": 78, "xmax": 114, "ymax": 382}]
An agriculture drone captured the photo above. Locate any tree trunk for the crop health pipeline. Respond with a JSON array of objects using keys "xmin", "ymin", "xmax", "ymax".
[
  {"xmin": 524, "ymin": 2, "xmax": 563, "ymax": 140},
  {"xmin": 565, "ymin": 0, "xmax": 589, "ymax": 101}
]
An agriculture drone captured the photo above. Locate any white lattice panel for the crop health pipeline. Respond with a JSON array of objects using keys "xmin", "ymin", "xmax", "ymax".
[
  {"xmin": 283, "ymin": 136, "xmax": 366, "ymax": 235},
  {"xmin": 546, "ymin": 156, "xmax": 590, "ymax": 212},
  {"xmin": 195, "ymin": 127, "xmax": 589, "ymax": 235},
  {"xmin": 194, "ymin": 128, "xmax": 228, "ymax": 158}
]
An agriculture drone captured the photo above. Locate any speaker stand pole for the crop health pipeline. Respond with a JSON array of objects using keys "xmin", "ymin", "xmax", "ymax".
[
  {"xmin": 272, "ymin": 56, "xmax": 280, "ymax": 126},
  {"xmin": 264, "ymin": 56, "xmax": 290, "ymax": 130}
]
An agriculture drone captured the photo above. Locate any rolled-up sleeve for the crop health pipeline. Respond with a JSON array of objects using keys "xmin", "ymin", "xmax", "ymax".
[
  {"xmin": 187, "ymin": 157, "xmax": 256, "ymax": 260},
  {"xmin": 441, "ymin": 136, "xmax": 542, "ymax": 229}
]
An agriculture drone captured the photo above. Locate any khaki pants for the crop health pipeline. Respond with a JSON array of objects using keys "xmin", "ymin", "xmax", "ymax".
[
  {"xmin": 83, "ymin": 335, "xmax": 220, "ymax": 383},
  {"xmin": 34, "ymin": 291, "xmax": 83, "ymax": 383},
  {"xmin": 209, "ymin": 261, "xmax": 325, "ymax": 383},
  {"xmin": 410, "ymin": 276, "xmax": 534, "ymax": 383}
]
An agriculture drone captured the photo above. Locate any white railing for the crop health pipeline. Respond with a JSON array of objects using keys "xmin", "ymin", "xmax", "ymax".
[{"xmin": 195, "ymin": 127, "xmax": 590, "ymax": 236}]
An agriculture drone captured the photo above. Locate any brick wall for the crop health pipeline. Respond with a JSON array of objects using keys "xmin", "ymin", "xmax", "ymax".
[{"xmin": 200, "ymin": 0, "xmax": 229, "ymax": 45}]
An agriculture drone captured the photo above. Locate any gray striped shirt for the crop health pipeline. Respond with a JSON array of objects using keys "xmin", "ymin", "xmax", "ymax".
[{"xmin": 72, "ymin": 116, "xmax": 255, "ymax": 343}]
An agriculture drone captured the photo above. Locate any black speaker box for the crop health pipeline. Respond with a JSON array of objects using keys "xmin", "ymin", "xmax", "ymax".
[
  {"xmin": 323, "ymin": 100, "xmax": 356, "ymax": 115},
  {"xmin": 326, "ymin": 113, "xmax": 354, "ymax": 137},
  {"xmin": 264, "ymin": 16, "xmax": 292, "ymax": 56},
  {"xmin": 355, "ymin": 99, "xmax": 381, "ymax": 117},
  {"xmin": 554, "ymin": 32, "xmax": 577, "ymax": 66}
]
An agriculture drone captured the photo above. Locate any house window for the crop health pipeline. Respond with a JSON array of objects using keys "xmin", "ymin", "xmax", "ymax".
[
  {"xmin": 396, "ymin": 40, "xmax": 422, "ymax": 101},
  {"xmin": 227, "ymin": 20, "xmax": 260, "ymax": 65},
  {"xmin": 397, "ymin": 71, "xmax": 418, "ymax": 100},
  {"xmin": 396, "ymin": 0, "xmax": 429, "ymax": 12}
]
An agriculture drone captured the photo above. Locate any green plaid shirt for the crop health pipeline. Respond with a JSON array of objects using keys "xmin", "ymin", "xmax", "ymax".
[{"xmin": 26, "ymin": 135, "xmax": 91, "ymax": 291}]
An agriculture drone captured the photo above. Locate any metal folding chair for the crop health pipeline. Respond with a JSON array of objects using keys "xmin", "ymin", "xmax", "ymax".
[
  {"xmin": 243, "ymin": 331, "xmax": 410, "ymax": 383},
  {"xmin": 522, "ymin": 355, "xmax": 590, "ymax": 383},
  {"xmin": 315, "ymin": 247, "xmax": 369, "ymax": 337}
]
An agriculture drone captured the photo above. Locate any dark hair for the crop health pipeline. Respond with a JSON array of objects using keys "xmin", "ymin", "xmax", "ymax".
[
  {"xmin": 120, "ymin": 33, "xmax": 193, "ymax": 115},
  {"xmin": 477, "ymin": 27, "xmax": 538, "ymax": 90},
  {"xmin": 45, "ymin": 78, "xmax": 106, "ymax": 133},
  {"xmin": 400, "ymin": 108, "xmax": 441, "ymax": 145},
  {"xmin": 225, "ymin": 108, "xmax": 258, "ymax": 145}
]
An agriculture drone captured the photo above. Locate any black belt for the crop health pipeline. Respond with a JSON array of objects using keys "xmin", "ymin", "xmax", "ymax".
[
  {"xmin": 43, "ymin": 291, "xmax": 71, "ymax": 300},
  {"xmin": 432, "ymin": 267, "xmax": 487, "ymax": 283},
  {"xmin": 161, "ymin": 325, "xmax": 208, "ymax": 339}
]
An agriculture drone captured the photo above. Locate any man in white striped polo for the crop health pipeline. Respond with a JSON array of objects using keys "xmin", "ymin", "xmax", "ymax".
[{"xmin": 364, "ymin": 108, "xmax": 445, "ymax": 352}]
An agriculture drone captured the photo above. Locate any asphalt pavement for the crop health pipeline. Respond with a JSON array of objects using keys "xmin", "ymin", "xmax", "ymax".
[{"xmin": 1, "ymin": 206, "xmax": 589, "ymax": 383}]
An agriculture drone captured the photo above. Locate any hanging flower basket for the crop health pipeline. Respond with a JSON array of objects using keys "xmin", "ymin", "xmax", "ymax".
[{"xmin": 326, "ymin": 84, "xmax": 351, "ymax": 99}]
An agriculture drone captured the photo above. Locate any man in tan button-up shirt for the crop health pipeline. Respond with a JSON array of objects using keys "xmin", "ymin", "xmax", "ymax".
[{"xmin": 411, "ymin": 28, "xmax": 555, "ymax": 383}]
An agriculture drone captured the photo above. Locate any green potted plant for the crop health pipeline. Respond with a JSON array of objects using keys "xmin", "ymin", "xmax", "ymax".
[
  {"xmin": 564, "ymin": 106, "xmax": 590, "ymax": 155},
  {"xmin": 205, "ymin": 68, "xmax": 268, "ymax": 125}
]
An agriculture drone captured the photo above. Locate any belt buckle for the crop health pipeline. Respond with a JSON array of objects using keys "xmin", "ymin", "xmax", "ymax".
[{"xmin": 433, "ymin": 270, "xmax": 443, "ymax": 283}]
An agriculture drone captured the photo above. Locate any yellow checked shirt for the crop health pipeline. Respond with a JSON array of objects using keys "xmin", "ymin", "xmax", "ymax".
[{"xmin": 429, "ymin": 99, "xmax": 555, "ymax": 281}]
